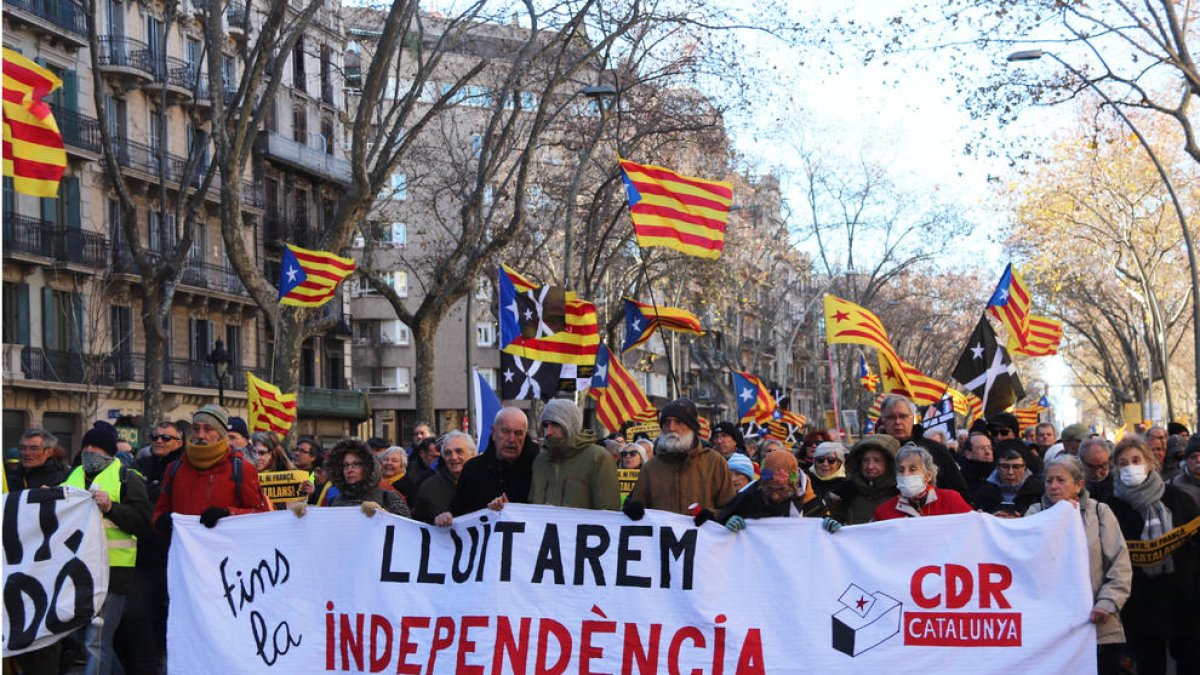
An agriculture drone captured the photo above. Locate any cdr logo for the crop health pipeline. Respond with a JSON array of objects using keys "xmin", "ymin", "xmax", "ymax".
[{"xmin": 904, "ymin": 563, "xmax": 1022, "ymax": 647}]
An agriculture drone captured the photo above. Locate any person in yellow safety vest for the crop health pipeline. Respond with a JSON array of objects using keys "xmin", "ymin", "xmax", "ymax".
[{"xmin": 62, "ymin": 421, "xmax": 151, "ymax": 675}]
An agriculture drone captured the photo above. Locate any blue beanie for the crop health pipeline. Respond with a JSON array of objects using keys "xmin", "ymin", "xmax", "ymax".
[{"xmin": 727, "ymin": 453, "xmax": 756, "ymax": 482}]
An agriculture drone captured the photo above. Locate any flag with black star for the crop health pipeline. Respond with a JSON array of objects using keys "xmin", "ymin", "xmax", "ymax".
[
  {"xmin": 500, "ymin": 351, "xmax": 562, "ymax": 401},
  {"xmin": 952, "ymin": 315, "xmax": 1025, "ymax": 417}
]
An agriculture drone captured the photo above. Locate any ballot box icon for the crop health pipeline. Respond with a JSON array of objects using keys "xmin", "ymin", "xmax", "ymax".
[{"xmin": 831, "ymin": 584, "xmax": 902, "ymax": 656}]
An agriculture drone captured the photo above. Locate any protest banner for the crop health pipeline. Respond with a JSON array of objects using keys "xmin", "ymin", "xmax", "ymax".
[
  {"xmin": 167, "ymin": 502, "xmax": 1095, "ymax": 673},
  {"xmin": 1126, "ymin": 515, "xmax": 1200, "ymax": 566},
  {"xmin": 259, "ymin": 470, "xmax": 311, "ymax": 508},
  {"xmin": 3, "ymin": 487, "xmax": 109, "ymax": 656},
  {"xmin": 625, "ymin": 421, "xmax": 660, "ymax": 440},
  {"xmin": 616, "ymin": 468, "xmax": 640, "ymax": 504}
]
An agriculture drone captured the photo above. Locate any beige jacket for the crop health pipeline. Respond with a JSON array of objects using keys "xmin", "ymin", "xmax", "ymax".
[
  {"xmin": 1028, "ymin": 496, "xmax": 1132, "ymax": 644},
  {"xmin": 628, "ymin": 446, "xmax": 736, "ymax": 516}
]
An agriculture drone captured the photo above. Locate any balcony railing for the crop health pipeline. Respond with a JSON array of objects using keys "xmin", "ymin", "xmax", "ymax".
[
  {"xmin": 227, "ymin": 2, "xmax": 247, "ymax": 31},
  {"xmin": 263, "ymin": 213, "xmax": 316, "ymax": 248},
  {"xmin": 182, "ymin": 259, "xmax": 247, "ymax": 295},
  {"xmin": 2, "ymin": 213, "xmax": 108, "ymax": 267},
  {"xmin": 20, "ymin": 348, "xmax": 112, "ymax": 385},
  {"xmin": 259, "ymin": 131, "xmax": 351, "ymax": 184},
  {"xmin": 298, "ymin": 386, "xmax": 369, "ymax": 420},
  {"xmin": 2, "ymin": 0, "xmax": 87, "ymax": 39},
  {"xmin": 111, "ymin": 352, "xmax": 267, "ymax": 390},
  {"xmin": 49, "ymin": 103, "xmax": 101, "ymax": 154},
  {"xmin": 97, "ymin": 36, "xmax": 153, "ymax": 76},
  {"xmin": 112, "ymin": 137, "xmax": 218, "ymax": 190}
]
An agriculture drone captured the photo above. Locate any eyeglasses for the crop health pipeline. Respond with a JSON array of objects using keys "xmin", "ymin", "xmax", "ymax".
[
  {"xmin": 998, "ymin": 463, "xmax": 1026, "ymax": 472},
  {"xmin": 152, "ymin": 434, "xmax": 180, "ymax": 443},
  {"xmin": 1083, "ymin": 461, "xmax": 1108, "ymax": 471},
  {"xmin": 18, "ymin": 443, "xmax": 44, "ymax": 452},
  {"xmin": 343, "ymin": 461, "xmax": 365, "ymax": 469},
  {"xmin": 814, "ymin": 456, "xmax": 841, "ymax": 464},
  {"xmin": 294, "ymin": 448, "xmax": 313, "ymax": 455},
  {"xmin": 620, "ymin": 451, "xmax": 640, "ymax": 457}
]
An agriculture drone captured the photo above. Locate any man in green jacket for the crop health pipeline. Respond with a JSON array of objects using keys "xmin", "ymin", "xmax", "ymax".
[{"xmin": 529, "ymin": 399, "xmax": 620, "ymax": 510}]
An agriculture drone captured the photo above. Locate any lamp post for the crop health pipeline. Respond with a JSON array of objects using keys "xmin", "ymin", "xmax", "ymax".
[
  {"xmin": 1007, "ymin": 49, "xmax": 1200, "ymax": 425},
  {"xmin": 208, "ymin": 338, "xmax": 230, "ymax": 407},
  {"xmin": 561, "ymin": 84, "xmax": 617, "ymax": 288}
]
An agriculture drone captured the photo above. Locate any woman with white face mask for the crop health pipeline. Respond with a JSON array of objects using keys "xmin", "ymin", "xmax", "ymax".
[
  {"xmin": 872, "ymin": 443, "xmax": 972, "ymax": 520},
  {"xmin": 1106, "ymin": 437, "xmax": 1200, "ymax": 675}
]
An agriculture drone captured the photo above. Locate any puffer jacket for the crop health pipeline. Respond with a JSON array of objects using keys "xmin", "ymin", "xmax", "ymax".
[
  {"xmin": 326, "ymin": 446, "xmax": 410, "ymax": 517},
  {"xmin": 1028, "ymin": 493, "xmax": 1131, "ymax": 645},
  {"xmin": 627, "ymin": 443, "xmax": 736, "ymax": 517},
  {"xmin": 530, "ymin": 430, "xmax": 620, "ymax": 510},
  {"xmin": 829, "ymin": 442, "xmax": 898, "ymax": 525}
]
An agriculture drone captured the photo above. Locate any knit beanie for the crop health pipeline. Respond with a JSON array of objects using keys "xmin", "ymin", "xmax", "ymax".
[
  {"xmin": 541, "ymin": 399, "xmax": 583, "ymax": 439},
  {"xmin": 81, "ymin": 421, "xmax": 119, "ymax": 456},
  {"xmin": 813, "ymin": 441, "xmax": 846, "ymax": 462},
  {"xmin": 712, "ymin": 421, "xmax": 745, "ymax": 449},
  {"xmin": 228, "ymin": 416, "xmax": 250, "ymax": 439},
  {"xmin": 1167, "ymin": 422, "xmax": 1189, "ymax": 437},
  {"xmin": 193, "ymin": 404, "xmax": 229, "ymax": 438},
  {"xmin": 762, "ymin": 450, "xmax": 800, "ymax": 486},
  {"xmin": 659, "ymin": 399, "xmax": 701, "ymax": 435},
  {"xmin": 1186, "ymin": 434, "xmax": 1200, "ymax": 458},
  {"xmin": 727, "ymin": 453, "xmax": 756, "ymax": 481}
]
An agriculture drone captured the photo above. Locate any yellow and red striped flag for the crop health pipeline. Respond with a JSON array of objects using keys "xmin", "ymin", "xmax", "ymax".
[
  {"xmin": 588, "ymin": 344, "xmax": 657, "ymax": 433},
  {"xmin": 1010, "ymin": 315, "xmax": 1063, "ymax": 357},
  {"xmin": 986, "ymin": 263, "xmax": 1033, "ymax": 346},
  {"xmin": 3, "ymin": 48, "xmax": 67, "ymax": 197},
  {"xmin": 964, "ymin": 392, "xmax": 984, "ymax": 423},
  {"xmin": 619, "ymin": 158, "xmax": 732, "ymax": 259},
  {"xmin": 867, "ymin": 392, "xmax": 887, "ymax": 424},
  {"xmin": 824, "ymin": 295, "xmax": 914, "ymax": 399},
  {"xmin": 733, "ymin": 371, "xmax": 777, "ymax": 424},
  {"xmin": 621, "ymin": 297, "xmax": 704, "ymax": 352},
  {"xmin": 881, "ymin": 359, "xmax": 948, "ymax": 407},
  {"xmin": 501, "ymin": 264, "xmax": 599, "ymax": 365},
  {"xmin": 278, "ymin": 243, "xmax": 355, "ymax": 307},
  {"xmin": 1013, "ymin": 406, "xmax": 1042, "ymax": 432},
  {"xmin": 697, "ymin": 416, "xmax": 712, "ymax": 442},
  {"xmin": 247, "ymin": 373, "xmax": 298, "ymax": 436}
]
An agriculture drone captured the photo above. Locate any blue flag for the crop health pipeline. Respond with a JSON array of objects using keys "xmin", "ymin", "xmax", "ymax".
[
  {"xmin": 473, "ymin": 368, "xmax": 503, "ymax": 447},
  {"xmin": 497, "ymin": 266, "xmax": 522, "ymax": 349}
]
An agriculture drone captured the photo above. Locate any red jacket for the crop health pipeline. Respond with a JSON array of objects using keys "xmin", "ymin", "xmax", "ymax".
[
  {"xmin": 873, "ymin": 487, "xmax": 973, "ymax": 521},
  {"xmin": 152, "ymin": 451, "xmax": 269, "ymax": 528}
]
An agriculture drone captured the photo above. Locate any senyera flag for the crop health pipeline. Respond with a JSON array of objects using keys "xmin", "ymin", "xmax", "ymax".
[
  {"xmin": 278, "ymin": 243, "xmax": 355, "ymax": 307},
  {"xmin": 881, "ymin": 359, "xmax": 948, "ymax": 407},
  {"xmin": 246, "ymin": 373, "xmax": 298, "ymax": 436},
  {"xmin": 1013, "ymin": 405, "xmax": 1042, "ymax": 432},
  {"xmin": 621, "ymin": 297, "xmax": 703, "ymax": 352},
  {"xmin": 1010, "ymin": 314, "xmax": 1063, "ymax": 357},
  {"xmin": 588, "ymin": 343, "xmax": 656, "ymax": 434},
  {"xmin": 3, "ymin": 48, "xmax": 67, "ymax": 197},
  {"xmin": 987, "ymin": 263, "xmax": 1032, "ymax": 346},
  {"xmin": 619, "ymin": 157, "xmax": 732, "ymax": 259}
]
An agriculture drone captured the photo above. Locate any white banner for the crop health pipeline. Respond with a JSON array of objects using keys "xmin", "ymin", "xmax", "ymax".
[
  {"xmin": 3, "ymin": 487, "xmax": 110, "ymax": 656},
  {"xmin": 168, "ymin": 503, "xmax": 1096, "ymax": 674}
]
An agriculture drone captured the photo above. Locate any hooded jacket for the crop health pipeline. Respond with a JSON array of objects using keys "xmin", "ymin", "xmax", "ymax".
[
  {"xmin": 326, "ymin": 446, "xmax": 409, "ymax": 516},
  {"xmin": 449, "ymin": 434, "xmax": 540, "ymax": 516},
  {"xmin": 627, "ymin": 441, "xmax": 735, "ymax": 516},
  {"xmin": 973, "ymin": 469, "xmax": 1044, "ymax": 516},
  {"xmin": 530, "ymin": 430, "xmax": 620, "ymax": 510},
  {"xmin": 829, "ymin": 439, "xmax": 898, "ymax": 525},
  {"xmin": 1028, "ymin": 493, "xmax": 1132, "ymax": 645}
]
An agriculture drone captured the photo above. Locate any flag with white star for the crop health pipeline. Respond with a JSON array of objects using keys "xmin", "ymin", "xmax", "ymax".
[
  {"xmin": 621, "ymin": 297, "xmax": 703, "ymax": 352},
  {"xmin": 277, "ymin": 243, "xmax": 355, "ymax": 307},
  {"xmin": 499, "ymin": 351, "xmax": 562, "ymax": 401},
  {"xmin": 952, "ymin": 315, "xmax": 1025, "ymax": 417},
  {"xmin": 732, "ymin": 371, "xmax": 776, "ymax": 424}
]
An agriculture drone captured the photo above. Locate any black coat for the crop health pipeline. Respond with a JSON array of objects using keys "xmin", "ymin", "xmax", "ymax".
[
  {"xmin": 449, "ymin": 436, "xmax": 539, "ymax": 516},
  {"xmin": 412, "ymin": 465, "xmax": 458, "ymax": 524},
  {"xmin": 1106, "ymin": 485, "xmax": 1199, "ymax": 638},
  {"xmin": 956, "ymin": 456, "xmax": 994, "ymax": 498},
  {"xmin": 135, "ymin": 449, "xmax": 184, "ymax": 567},
  {"xmin": 6, "ymin": 458, "xmax": 68, "ymax": 492},
  {"xmin": 719, "ymin": 481, "xmax": 825, "ymax": 522},
  {"xmin": 395, "ymin": 457, "xmax": 435, "ymax": 506},
  {"xmin": 972, "ymin": 473, "xmax": 1044, "ymax": 516}
]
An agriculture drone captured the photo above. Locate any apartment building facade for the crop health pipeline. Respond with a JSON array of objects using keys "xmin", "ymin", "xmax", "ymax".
[{"xmin": 2, "ymin": 0, "xmax": 365, "ymax": 451}]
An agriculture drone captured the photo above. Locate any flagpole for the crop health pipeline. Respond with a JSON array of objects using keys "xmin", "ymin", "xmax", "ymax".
[
  {"xmin": 827, "ymin": 344, "xmax": 842, "ymax": 437},
  {"xmin": 645, "ymin": 281, "xmax": 680, "ymax": 400}
]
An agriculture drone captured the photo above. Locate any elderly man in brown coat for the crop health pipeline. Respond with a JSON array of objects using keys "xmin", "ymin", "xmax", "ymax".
[{"xmin": 623, "ymin": 399, "xmax": 736, "ymax": 523}]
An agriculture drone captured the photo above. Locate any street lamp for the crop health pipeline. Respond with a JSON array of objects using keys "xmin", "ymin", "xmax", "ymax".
[
  {"xmin": 208, "ymin": 338, "xmax": 230, "ymax": 407},
  {"xmin": 560, "ymin": 83, "xmax": 618, "ymax": 287},
  {"xmin": 1007, "ymin": 49, "xmax": 1200, "ymax": 425}
]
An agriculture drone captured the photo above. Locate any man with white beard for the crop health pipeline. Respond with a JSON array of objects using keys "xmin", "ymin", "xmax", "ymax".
[{"xmin": 623, "ymin": 399, "xmax": 736, "ymax": 522}]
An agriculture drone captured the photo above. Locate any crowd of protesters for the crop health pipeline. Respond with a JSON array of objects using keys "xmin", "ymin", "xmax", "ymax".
[{"xmin": 3, "ymin": 392, "xmax": 1198, "ymax": 675}]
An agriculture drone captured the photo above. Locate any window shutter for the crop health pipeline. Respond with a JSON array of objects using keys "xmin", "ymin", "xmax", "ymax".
[
  {"xmin": 42, "ymin": 288, "xmax": 58, "ymax": 351},
  {"xmin": 16, "ymin": 284, "xmax": 30, "ymax": 346}
]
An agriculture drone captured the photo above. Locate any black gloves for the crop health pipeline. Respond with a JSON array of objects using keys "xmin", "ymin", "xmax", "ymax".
[
  {"xmin": 200, "ymin": 506, "xmax": 231, "ymax": 528},
  {"xmin": 154, "ymin": 512, "xmax": 173, "ymax": 537},
  {"xmin": 693, "ymin": 509, "xmax": 715, "ymax": 527},
  {"xmin": 622, "ymin": 499, "xmax": 645, "ymax": 521}
]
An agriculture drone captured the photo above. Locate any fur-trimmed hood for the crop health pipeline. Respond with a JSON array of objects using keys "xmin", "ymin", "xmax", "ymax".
[{"xmin": 327, "ymin": 441, "xmax": 382, "ymax": 492}]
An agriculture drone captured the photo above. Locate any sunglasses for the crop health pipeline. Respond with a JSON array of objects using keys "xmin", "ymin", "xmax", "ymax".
[
  {"xmin": 620, "ymin": 450, "xmax": 640, "ymax": 457},
  {"xmin": 152, "ymin": 434, "xmax": 180, "ymax": 442},
  {"xmin": 814, "ymin": 456, "xmax": 840, "ymax": 464}
]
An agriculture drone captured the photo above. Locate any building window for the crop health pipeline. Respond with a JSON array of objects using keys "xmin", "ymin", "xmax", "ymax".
[
  {"xmin": 3, "ymin": 282, "xmax": 31, "ymax": 345},
  {"xmin": 476, "ymin": 321, "xmax": 496, "ymax": 347},
  {"xmin": 320, "ymin": 117, "xmax": 333, "ymax": 155},
  {"xmin": 292, "ymin": 106, "xmax": 307, "ymax": 145},
  {"xmin": 379, "ymin": 173, "xmax": 407, "ymax": 201},
  {"xmin": 42, "ymin": 289, "xmax": 83, "ymax": 352},
  {"xmin": 110, "ymin": 305, "xmax": 132, "ymax": 356},
  {"xmin": 187, "ymin": 318, "xmax": 213, "ymax": 362},
  {"xmin": 148, "ymin": 210, "xmax": 175, "ymax": 254},
  {"xmin": 385, "ymin": 222, "xmax": 406, "ymax": 247},
  {"xmin": 474, "ymin": 276, "xmax": 490, "ymax": 300},
  {"xmin": 480, "ymin": 368, "xmax": 498, "ymax": 390},
  {"xmin": 225, "ymin": 324, "xmax": 242, "ymax": 370},
  {"xmin": 380, "ymin": 320, "xmax": 410, "ymax": 346},
  {"xmin": 393, "ymin": 271, "xmax": 408, "ymax": 297},
  {"xmin": 292, "ymin": 37, "xmax": 306, "ymax": 91},
  {"xmin": 377, "ymin": 366, "xmax": 411, "ymax": 393}
]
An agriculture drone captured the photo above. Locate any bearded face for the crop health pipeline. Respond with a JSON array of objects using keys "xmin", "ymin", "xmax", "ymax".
[{"xmin": 656, "ymin": 429, "xmax": 696, "ymax": 457}]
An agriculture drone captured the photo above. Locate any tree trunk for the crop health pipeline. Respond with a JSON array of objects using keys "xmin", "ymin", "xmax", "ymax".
[
  {"xmin": 271, "ymin": 308, "xmax": 306, "ymax": 444},
  {"xmin": 414, "ymin": 319, "xmax": 438, "ymax": 423},
  {"xmin": 139, "ymin": 285, "xmax": 167, "ymax": 443}
]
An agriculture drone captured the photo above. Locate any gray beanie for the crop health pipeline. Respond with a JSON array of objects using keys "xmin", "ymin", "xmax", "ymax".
[{"xmin": 541, "ymin": 399, "xmax": 583, "ymax": 439}]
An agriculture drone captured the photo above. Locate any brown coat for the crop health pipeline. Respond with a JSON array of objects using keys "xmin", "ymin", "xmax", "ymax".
[{"xmin": 628, "ymin": 446, "xmax": 736, "ymax": 516}]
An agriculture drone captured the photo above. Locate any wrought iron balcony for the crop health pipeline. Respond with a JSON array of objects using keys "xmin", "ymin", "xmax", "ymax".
[
  {"xmin": 97, "ymin": 37, "xmax": 153, "ymax": 78},
  {"xmin": 20, "ymin": 347, "xmax": 112, "ymax": 385},
  {"xmin": 48, "ymin": 103, "xmax": 101, "ymax": 154},
  {"xmin": 2, "ymin": 0, "xmax": 87, "ymax": 43},
  {"xmin": 111, "ymin": 352, "xmax": 267, "ymax": 390},
  {"xmin": 181, "ymin": 258, "xmax": 248, "ymax": 296},
  {"xmin": 2, "ymin": 212, "xmax": 108, "ymax": 267}
]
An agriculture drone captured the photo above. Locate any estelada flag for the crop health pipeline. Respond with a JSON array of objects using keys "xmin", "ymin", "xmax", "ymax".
[
  {"xmin": 824, "ymin": 295, "xmax": 913, "ymax": 399},
  {"xmin": 987, "ymin": 263, "xmax": 1033, "ymax": 347},
  {"xmin": 588, "ymin": 343, "xmax": 657, "ymax": 434},
  {"xmin": 732, "ymin": 371, "xmax": 776, "ymax": 424},
  {"xmin": 278, "ymin": 243, "xmax": 355, "ymax": 307},
  {"xmin": 499, "ymin": 264, "xmax": 599, "ymax": 366},
  {"xmin": 3, "ymin": 48, "xmax": 67, "ymax": 197},
  {"xmin": 619, "ymin": 158, "xmax": 732, "ymax": 259},
  {"xmin": 247, "ymin": 373, "xmax": 298, "ymax": 436},
  {"xmin": 858, "ymin": 352, "xmax": 879, "ymax": 392},
  {"xmin": 621, "ymin": 297, "xmax": 704, "ymax": 352},
  {"xmin": 881, "ymin": 359, "xmax": 948, "ymax": 407}
]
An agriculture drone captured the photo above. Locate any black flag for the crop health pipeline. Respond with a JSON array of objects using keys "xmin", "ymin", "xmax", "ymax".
[
  {"xmin": 952, "ymin": 315, "xmax": 1025, "ymax": 417},
  {"xmin": 500, "ymin": 352, "xmax": 561, "ymax": 401}
]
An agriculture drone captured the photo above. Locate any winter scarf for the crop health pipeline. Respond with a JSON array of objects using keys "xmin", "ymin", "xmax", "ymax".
[
  {"xmin": 1114, "ymin": 468, "xmax": 1174, "ymax": 576},
  {"xmin": 186, "ymin": 438, "xmax": 230, "ymax": 470},
  {"xmin": 809, "ymin": 465, "xmax": 846, "ymax": 481}
]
